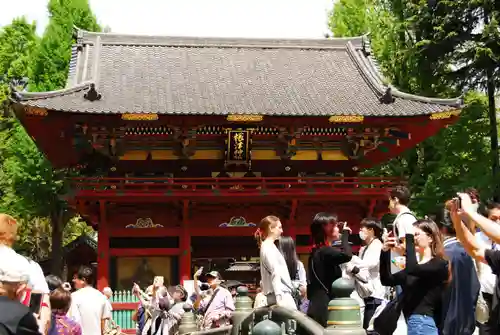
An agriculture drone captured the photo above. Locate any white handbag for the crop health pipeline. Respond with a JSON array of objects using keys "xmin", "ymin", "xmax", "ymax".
[{"xmin": 476, "ymin": 291, "xmax": 490, "ymax": 324}]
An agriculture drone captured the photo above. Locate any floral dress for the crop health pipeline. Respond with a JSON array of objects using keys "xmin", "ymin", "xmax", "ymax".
[{"xmin": 52, "ymin": 312, "xmax": 82, "ymax": 335}]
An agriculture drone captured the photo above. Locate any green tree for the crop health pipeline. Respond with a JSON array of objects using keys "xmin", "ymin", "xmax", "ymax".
[
  {"xmin": 328, "ymin": 0, "xmax": 372, "ymax": 37},
  {"xmin": 0, "ymin": 0, "xmax": 101, "ymax": 273},
  {"xmin": 30, "ymin": 0, "xmax": 100, "ymax": 91},
  {"xmin": 410, "ymin": 0, "xmax": 500, "ymax": 199},
  {"xmin": 24, "ymin": 0, "xmax": 100, "ymax": 274},
  {"xmin": 0, "ymin": 17, "xmax": 37, "ymax": 109},
  {"xmin": 329, "ymin": 0, "xmax": 493, "ymax": 216}
]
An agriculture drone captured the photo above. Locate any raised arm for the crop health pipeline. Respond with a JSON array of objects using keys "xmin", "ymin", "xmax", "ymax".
[
  {"xmin": 379, "ymin": 249, "xmax": 404, "ymax": 286},
  {"xmin": 450, "ymin": 199, "xmax": 487, "ymax": 264},
  {"xmin": 404, "ymin": 234, "xmax": 448, "ymax": 278},
  {"xmin": 324, "ymin": 229, "xmax": 353, "ymax": 264},
  {"xmin": 379, "ymin": 234, "xmax": 405, "ymax": 286},
  {"xmin": 460, "ymin": 193, "xmax": 500, "ymax": 244}
]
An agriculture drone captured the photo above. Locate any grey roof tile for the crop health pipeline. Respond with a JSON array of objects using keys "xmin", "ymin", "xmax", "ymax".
[{"xmin": 12, "ymin": 29, "xmax": 462, "ymax": 116}]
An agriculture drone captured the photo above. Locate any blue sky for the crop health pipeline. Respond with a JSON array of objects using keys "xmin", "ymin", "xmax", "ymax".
[{"xmin": 0, "ymin": 0, "xmax": 334, "ymax": 38}]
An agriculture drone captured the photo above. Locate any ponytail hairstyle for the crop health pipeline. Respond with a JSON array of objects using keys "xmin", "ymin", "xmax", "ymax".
[{"xmin": 254, "ymin": 215, "xmax": 280, "ymax": 248}]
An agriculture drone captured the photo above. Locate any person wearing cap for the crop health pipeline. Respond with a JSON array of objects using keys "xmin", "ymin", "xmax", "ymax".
[
  {"xmin": 0, "ymin": 214, "xmax": 50, "ymax": 334},
  {"xmin": 198, "ymin": 271, "xmax": 234, "ymax": 330},
  {"xmin": 145, "ymin": 284, "xmax": 187, "ymax": 335},
  {"xmin": 0, "ymin": 257, "xmax": 40, "ymax": 335}
]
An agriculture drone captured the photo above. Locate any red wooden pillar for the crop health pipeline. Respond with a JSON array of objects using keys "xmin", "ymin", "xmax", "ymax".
[
  {"xmin": 97, "ymin": 200, "xmax": 109, "ymax": 291},
  {"xmin": 180, "ymin": 200, "xmax": 191, "ymax": 284}
]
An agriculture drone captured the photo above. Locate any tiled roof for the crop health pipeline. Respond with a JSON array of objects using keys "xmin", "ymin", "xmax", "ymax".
[{"xmin": 11, "ymin": 28, "xmax": 462, "ymax": 116}]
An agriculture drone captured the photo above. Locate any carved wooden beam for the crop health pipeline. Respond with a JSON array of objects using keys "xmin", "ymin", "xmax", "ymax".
[
  {"xmin": 172, "ymin": 126, "xmax": 197, "ymax": 159},
  {"xmin": 276, "ymin": 127, "xmax": 297, "ymax": 160}
]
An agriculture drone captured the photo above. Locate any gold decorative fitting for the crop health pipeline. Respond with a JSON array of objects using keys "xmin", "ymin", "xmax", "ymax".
[
  {"xmin": 121, "ymin": 113, "xmax": 159, "ymax": 121},
  {"xmin": 25, "ymin": 106, "xmax": 48, "ymax": 117},
  {"xmin": 226, "ymin": 115, "xmax": 264, "ymax": 122},
  {"xmin": 429, "ymin": 110, "xmax": 460, "ymax": 120},
  {"xmin": 329, "ymin": 115, "xmax": 364, "ymax": 123},
  {"xmin": 125, "ymin": 218, "xmax": 164, "ymax": 229}
]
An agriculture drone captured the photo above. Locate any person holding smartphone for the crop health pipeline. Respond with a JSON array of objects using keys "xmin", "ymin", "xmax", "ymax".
[
  {"xmin": 450, "ymin": 193, "xmax": 500, "ymax": 334},
  {"xmin": 307, "ymin": 212, "xmax": 352, "ymax": 327},
  {"xmin": 378, "ymin": 219, "xmax": 449, "ymax": 335}
]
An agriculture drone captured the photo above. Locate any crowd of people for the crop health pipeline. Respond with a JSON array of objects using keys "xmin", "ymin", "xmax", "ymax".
[
  {"xmin": 251, "ymin": 185, "xmax": 500, "ymax": 335},
  {"xmin": 0, "ymin": 214, "xmax": 113, "ymax": 335},
  {"xmin": 3, "ymin": 183, "xmax": 500, "ymax": 335}
]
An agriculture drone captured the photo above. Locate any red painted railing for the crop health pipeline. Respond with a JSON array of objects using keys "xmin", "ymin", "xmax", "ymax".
[{"xmin": 68, "ymin": 176, "xmax": 403, "ymax": 199}]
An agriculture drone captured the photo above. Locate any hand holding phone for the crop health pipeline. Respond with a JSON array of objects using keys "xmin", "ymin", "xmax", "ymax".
[
  {"xmin": 28, "ymin": 293, "xmax": 43, "ymax": 314},
  {"xmin": 194, "ymin": 267, "xmax": 203, "ymax": 278},
  {"xmin": 382, "ymin": 231, "xmax": 397, "ymax": 252},
  {"xmin": 153, "ymin": 276, "xmax": 164, "ymax": 288},
  {"xmin": 342, "ymin": 222, "xmax": 352, "ymax": 234}
]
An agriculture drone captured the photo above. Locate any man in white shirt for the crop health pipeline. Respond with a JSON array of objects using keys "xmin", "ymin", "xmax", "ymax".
[
  {"xmin": 68, "ymin": 266, "xmax": 112, "ymax": 335},
  {"xmin": 387, "ymin": 185, "xmax": 417, "ymax": 273},
  {"xmin": 476, "ymin": 203, "xmax": 500, "ymax": 335}
]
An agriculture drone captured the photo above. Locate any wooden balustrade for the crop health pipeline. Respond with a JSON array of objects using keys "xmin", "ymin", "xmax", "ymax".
[
  {"xmin": 110, "ymin": 290, "xmax": 139, "ymax": 333},
  {"xmin": 68, "ymin": 176, "xmax": 403, "ymax": 199}
]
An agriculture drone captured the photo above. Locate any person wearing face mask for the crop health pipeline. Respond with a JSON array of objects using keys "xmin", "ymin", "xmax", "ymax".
[{"xmin": 347, "ymin": 218, "xmax": 384, "ymax": 330}]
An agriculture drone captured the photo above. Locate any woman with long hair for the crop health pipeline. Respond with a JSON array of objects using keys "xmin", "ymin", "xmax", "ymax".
[
  {"xmin": 379, "ymin": 219, "xmax": 450, "ymax": 335},
  {"xmin": 277, "ymin": 236, "xmax": 307, "ymax": 310},
  {"xmin": 307, "ymin": 212, "xmax": 352, "ymax": 327},
  {"xmin": 255, "ymin": 215, "xmax": 297, "ymax": 310}
]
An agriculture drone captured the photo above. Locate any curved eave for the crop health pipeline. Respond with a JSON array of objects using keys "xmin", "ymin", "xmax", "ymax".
[
  {"xmin": 10, "ymin": 82, "xmax": 92, "ymax": 102},
  {"xmin": 348, "ymin": 43, "xmax": 463, "ymax": 108}
]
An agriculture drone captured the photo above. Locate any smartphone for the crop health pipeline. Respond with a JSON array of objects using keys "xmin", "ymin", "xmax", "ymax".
[
  {"xmin": 153, "ymin": 276, "xmax": 164, "ymax": 287},
  {"xmin": 29, "ymin": 293, "xmax": 43, "ymax": 314},
  {"xmin": 454, "ymin": 197, "xmax": 462, "ymax": 209}
]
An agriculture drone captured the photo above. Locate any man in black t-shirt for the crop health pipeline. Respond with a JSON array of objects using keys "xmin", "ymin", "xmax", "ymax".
[{"xmin": 450, "ymin": 193, "xmax": 500, "ymax": 334}]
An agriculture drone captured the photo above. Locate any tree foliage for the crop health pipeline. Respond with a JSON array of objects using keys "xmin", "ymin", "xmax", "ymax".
[
  {"xmin": 0, "ymin": 0, "xmax": 101, "ymax": 267},
  {"xmin": 30, "ymin": 0, "xmax": 100, "ymax": 91},
  {"xmin": 0, "ymin": 18, "xmax": 37, "ymax": 106},
  {"xmin": 329, "ymin": 0, "xmax": 494, "ymax": 216}
]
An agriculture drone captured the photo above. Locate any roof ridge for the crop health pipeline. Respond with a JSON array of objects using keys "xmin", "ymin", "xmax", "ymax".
[{"xmin": 73, "ymin": 26, "xmax": 365, "ymax": 49}]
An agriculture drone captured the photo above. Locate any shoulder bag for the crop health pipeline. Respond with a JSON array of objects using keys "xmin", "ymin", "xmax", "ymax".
[
  {"xmin": 372, "ymin": 291, "xmax": 404, "ymax": 335},
  {"xmin": 197, "ymin": 288, "xmax": 220, "ymax": 329},
  {"xmin": 475, "ymin": 260, "xmax": 490, "ymax": 324}
]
